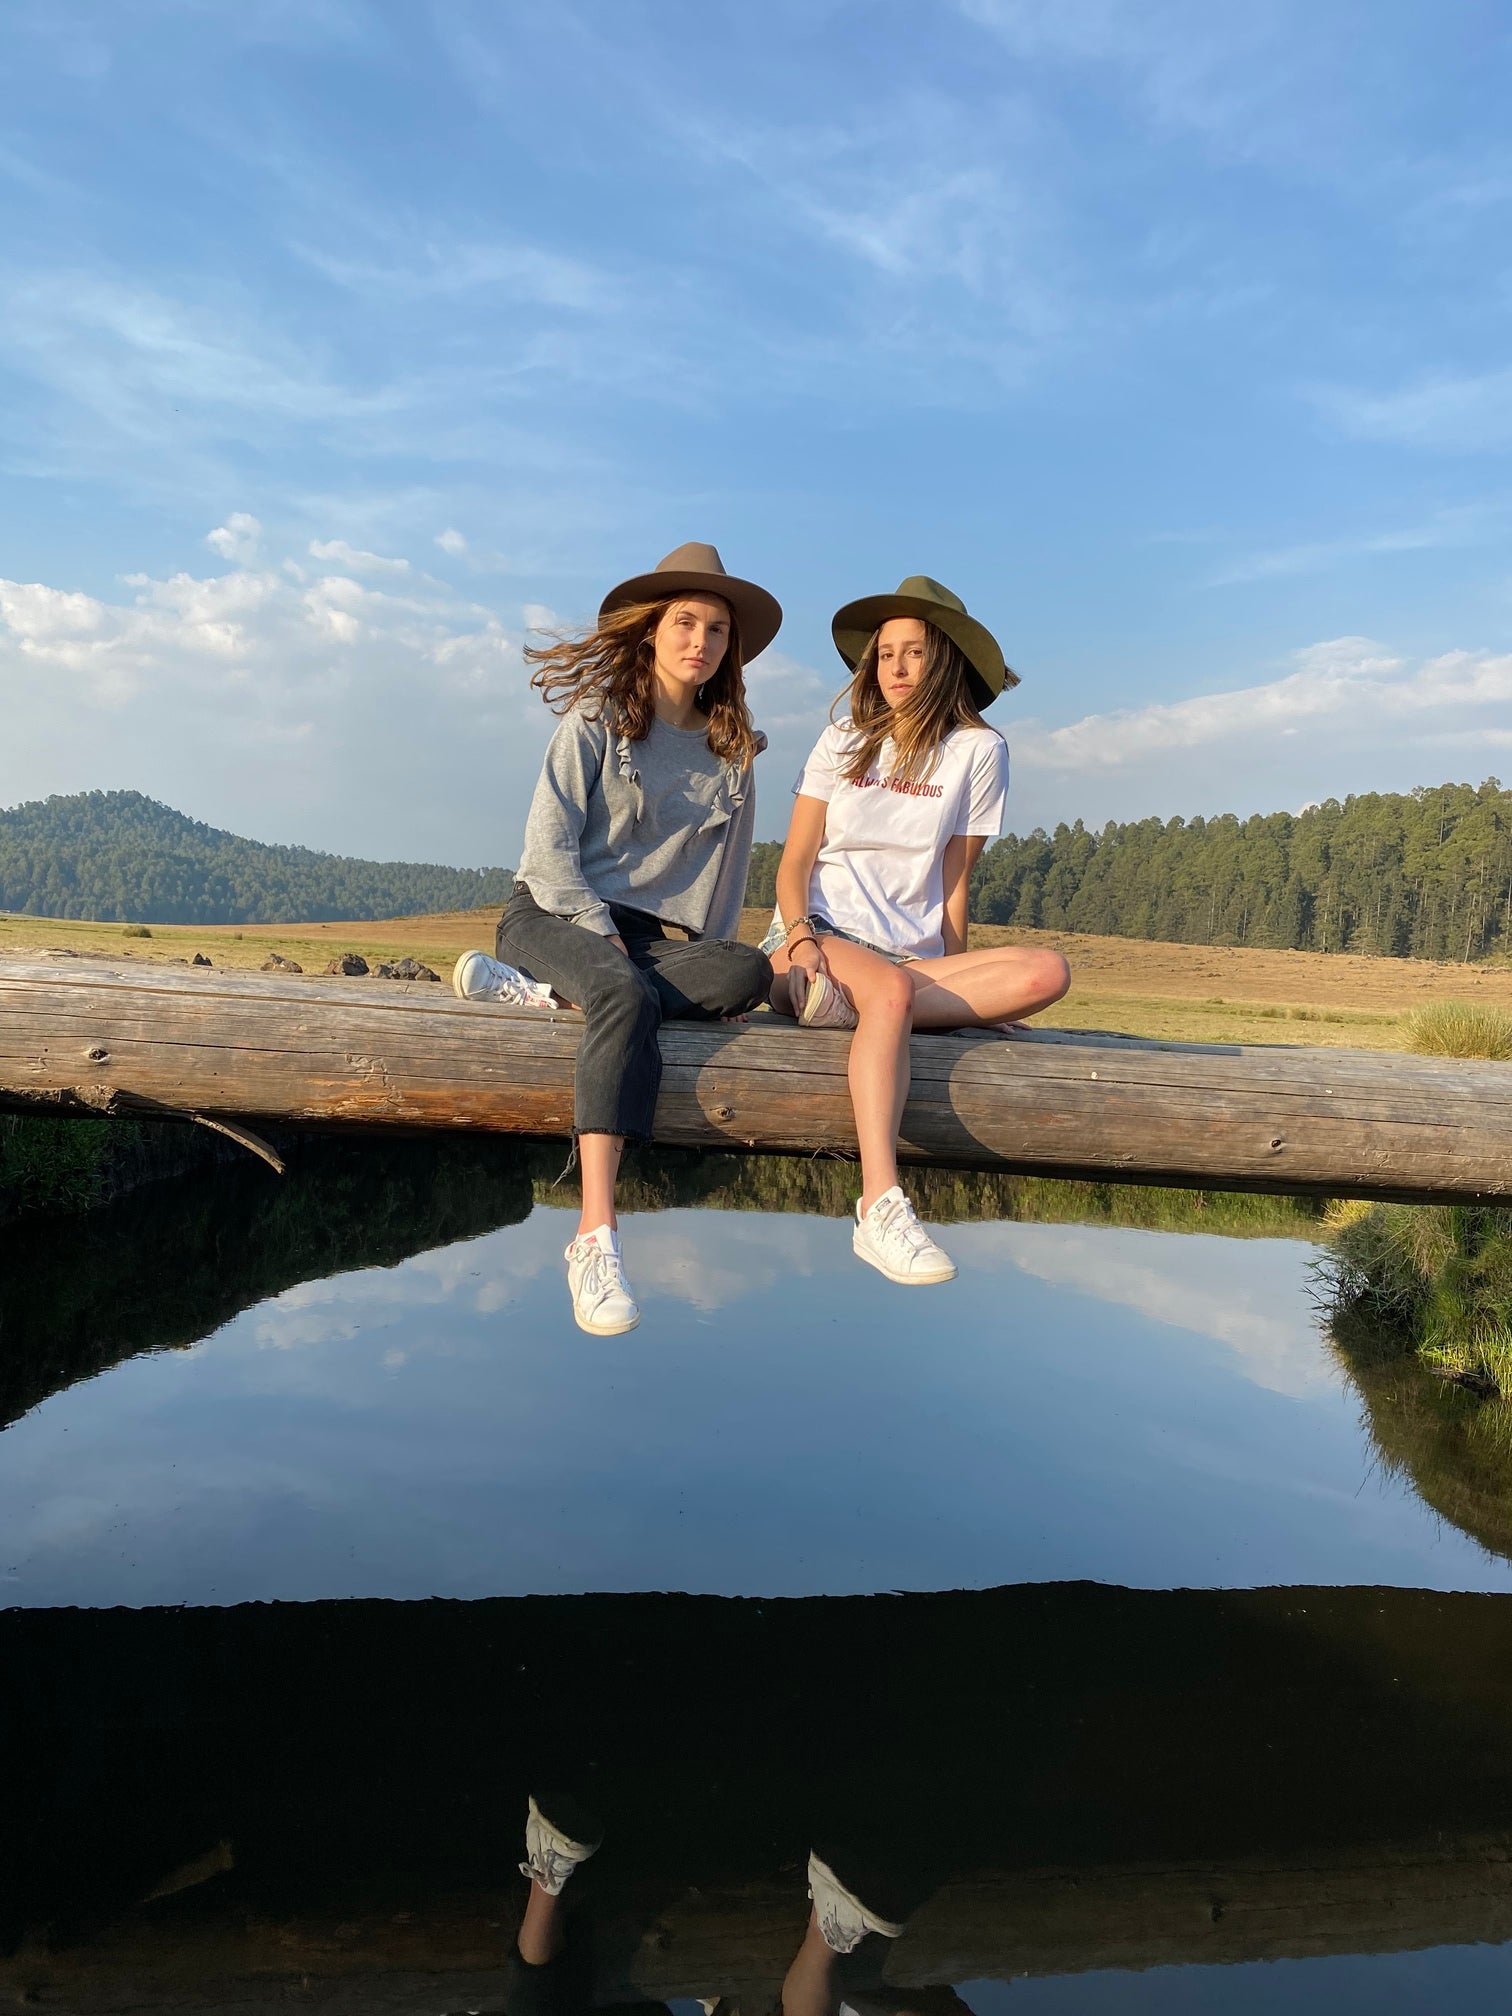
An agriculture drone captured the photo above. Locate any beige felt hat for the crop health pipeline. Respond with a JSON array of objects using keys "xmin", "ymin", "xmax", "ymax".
[
  {"xmin": 831, "ymin": 575, "xmax": 1017, "ymax": 709},
  {"xmin": 600, "ymin": 542, "xmax": 783, "ymax": 660}
]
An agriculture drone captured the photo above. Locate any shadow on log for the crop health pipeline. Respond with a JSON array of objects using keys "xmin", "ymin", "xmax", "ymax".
[
  {"xmin": 7, "ymin": 1582, "xmax": 1512, "ymax": 2009},
  {"xmin": 3, "ymin": 955, "xmax": 1511, "ymax": 1202}
]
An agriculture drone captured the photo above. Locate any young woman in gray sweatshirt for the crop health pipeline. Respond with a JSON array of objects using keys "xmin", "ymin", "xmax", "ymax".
[{"xmin": 453, "ymin": 543, "xmax": 779, "ymax": 1337}]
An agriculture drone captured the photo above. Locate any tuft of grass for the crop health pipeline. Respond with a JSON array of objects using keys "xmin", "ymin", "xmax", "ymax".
[
  {"xmin": 122, "ymin": 923, "xmax": 152, "ymax": 939},
  {"xmin": 1321, "ymin": 1199, "xmax": 1512, "ymax": 1394},
  {"xmin": 1402, "ymin": 1000, "xmax": 1512, "ymax": 1060}
]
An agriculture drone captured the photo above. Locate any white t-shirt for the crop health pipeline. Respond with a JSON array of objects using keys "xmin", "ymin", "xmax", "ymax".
[{"xmin": 792, "ymin": 720, "xmax": 1009, "ymax": 958}]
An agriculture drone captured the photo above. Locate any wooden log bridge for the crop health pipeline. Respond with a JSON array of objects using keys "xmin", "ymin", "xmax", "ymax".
[{"xmin": 1, "ymin": 953, "xmax": 1509, "ymax": 1203}]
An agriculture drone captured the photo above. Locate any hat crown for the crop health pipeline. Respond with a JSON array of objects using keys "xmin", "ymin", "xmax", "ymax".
[
  {"xmin": 653, "ymin": 541, "xmax": 728, "ymax": 580},
  {"xmin": 893, "ymin": 575, "xmax": 966, "ymax": 617}
]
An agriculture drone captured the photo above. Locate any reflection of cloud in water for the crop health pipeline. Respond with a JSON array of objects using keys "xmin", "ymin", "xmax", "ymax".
[
  {"xmin": 249, "ymin": 1231, "xmax": 553, "ymax": 1348},
  {"xmin": 245, "ymin": 1206, "xmax": 1326, "ymax": 1392},
  {"xmin": 246, "ymin": 1207, "xmax": 839, "ymax": 1351},
  {"xmin": 607, "ymin": 1210, "xmax": 835, "ymax": 1313},
  {"xmin": 964, "ymin": 1224, "xmax": 1335, "ymax": 1400}
]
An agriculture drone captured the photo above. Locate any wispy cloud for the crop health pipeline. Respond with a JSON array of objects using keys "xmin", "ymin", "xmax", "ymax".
[
  {"xmin": 292, "ymin": 235, "xmax": 616, "ymax": 312},
  {"xmin": 1206, "ymin": 507, "xmax": 1502, "ymax": 585},
  {"xmin": 1016, "ymin": 637, "xmax": 1512, "ymax": 774},
  {"xmin": 307, "ymin": 538, "xmax": 409, "ymax": 576},
  {"xmin": 1313, "ymin": 368, "xmax": 1512, "ymax": 452}
]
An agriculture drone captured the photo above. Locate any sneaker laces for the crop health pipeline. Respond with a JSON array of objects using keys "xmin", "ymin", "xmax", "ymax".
[
  {"xmin": 521, "ymin": 1840, "xmax": 577, "ymax": 1892},
  {"xmin": 875, "ymin": 1194, "xmax": 933, "ymax": 1257},
  {"xmin": 576, "ymin": 1238, "xmax": 627, "ymax": 1306}
]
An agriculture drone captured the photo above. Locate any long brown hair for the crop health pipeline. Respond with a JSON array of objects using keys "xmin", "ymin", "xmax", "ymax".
[
  {"xmin": 837, "ymin": 621, "xmax": 991, "ymax": 785},
  {"xmin": 524, "ymin": 595, "xmax": 759, "ymax": 768}
]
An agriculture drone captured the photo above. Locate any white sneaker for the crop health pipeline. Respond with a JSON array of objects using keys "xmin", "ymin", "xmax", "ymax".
[
  {"xmin": 518, "ymin": 1794, "xmax": 603, "ymax": 1897},
  {"xmin": 452, "ymin": 949, "xmax": 555, "ymax": 1008},
  {"xmin": 798, "ymin": 967, "xmax": 859, "ymax": 1030},
  {"xmin": 853, "ymin": 1186, "xmax": 956, "ymax": 1286},
  {"xmin": 807, "ymin": 1850, "xmax": 904, "ymax": 1955},
  {"xmin": 565, "ymin": 1225, "xmax": 640, "ymax": 1335}
]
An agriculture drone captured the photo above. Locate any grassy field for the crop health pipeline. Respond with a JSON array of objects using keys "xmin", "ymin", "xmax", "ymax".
[{"xmin": 6, "ymin": 904, "xmax": 1512, "ymax": 1050}]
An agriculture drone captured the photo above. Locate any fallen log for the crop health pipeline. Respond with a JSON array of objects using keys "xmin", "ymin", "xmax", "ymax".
[{"xmin": 1, "ymin": 954, "xmax": 1509, "ymax": 1202}]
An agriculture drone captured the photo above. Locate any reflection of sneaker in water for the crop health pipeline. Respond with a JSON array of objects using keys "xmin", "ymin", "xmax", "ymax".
[
  {"xmin": 798, "ymin": 967, "xmax": 859, "ymax": 1030},
  {"xmin": 565, "ymin": 1225, "xmax": 640, "ymax": 1336},
  {"xmin": 853, "ymin": 1186, "xmax": 956, "ymax": 1286},
  {"xmin": 452, "ymin": 950, "xmax": 555, "ymax": 1007},
  {"xmin": 519, "ymin": 1793, "xmax": 603, "ymax": 1897},
  {"xmin": 808, "ymin": 1849, "xmax": 905, "ymax": 1954}
]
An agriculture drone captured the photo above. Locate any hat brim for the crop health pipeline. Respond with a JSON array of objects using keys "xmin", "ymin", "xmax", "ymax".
[
  {"xmin": 600, "ymin": 570, "xmax": 783, "ymax": 662},
  {"xmin": 831, "ymin": 594, "xmax": 1017, "ymax": 709}
]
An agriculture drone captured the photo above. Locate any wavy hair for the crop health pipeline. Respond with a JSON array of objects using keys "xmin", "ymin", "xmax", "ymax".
[
  {"xmin": 836, "ymin": 621, "xmax": 991, "ymax": 786},
  {"xmin": 524, "ymin": 595, "xmax": 759, "ymax": 768}
]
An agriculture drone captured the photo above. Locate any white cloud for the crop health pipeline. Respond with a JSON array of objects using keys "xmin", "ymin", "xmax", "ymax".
[
  {"xmin": 435, "ymin": 528, "xmax": 468, "ymax": 556},
  {"xmin": 1015, "ymin": 638, "xmax": 1512, "ymax": 776},
  {"xmin": 206, "ymin": 512, "xmax": 263, "ymax": 564},
  {"xmin": 307, "ymin": 538, "xmax": 410, "ymax": 576},
  {"xmin": 1314, "ymin": 368, "xmax": 1512, "ymax": 452},
  {"xmin": 1000, "ymin": 1223, "xmax": 1333, "ymax": 1398},
  {"xmin": 0, "ymin": 529, "xmax": 555, "ymax": 861}
]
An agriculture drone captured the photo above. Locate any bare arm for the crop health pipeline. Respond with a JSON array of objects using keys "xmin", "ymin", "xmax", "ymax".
[
  {"xmin": 774, "ymin": 794, "xmax": 831, "ymax": 1008},
  {"xmin": 941, "ymin": 833, "xmax": 986, "ymax": 956},
  {"xmin": 776, "ymin": 796, "xmax": 828, "ymax": 944}
]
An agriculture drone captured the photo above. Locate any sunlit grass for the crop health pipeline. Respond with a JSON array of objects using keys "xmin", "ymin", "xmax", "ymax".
[{"xmin": 1402, "ymin": 999, "xmax": 1512, "ymax": 1060}]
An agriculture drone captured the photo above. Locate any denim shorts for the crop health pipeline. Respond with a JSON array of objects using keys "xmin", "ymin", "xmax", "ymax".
[{"xmin": 759, "ymin": 908, "xmax": 919, "ymax": 966}]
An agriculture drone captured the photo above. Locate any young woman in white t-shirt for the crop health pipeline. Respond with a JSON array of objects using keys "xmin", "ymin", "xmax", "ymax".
[{"xmin": 766, "ymin": 575, "xmax": 1070, "ymax": 1286}]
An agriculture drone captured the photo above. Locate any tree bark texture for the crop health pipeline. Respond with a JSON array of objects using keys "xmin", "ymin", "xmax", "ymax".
[{"xmin": 2, "ymin": 955, "xmax": 1510, "ymax": 1201}]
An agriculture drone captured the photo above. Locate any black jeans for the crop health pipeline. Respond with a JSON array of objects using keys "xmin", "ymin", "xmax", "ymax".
[{"xmin": 496, "ymin": 884, "xmax": 772, "ymax": 1140}]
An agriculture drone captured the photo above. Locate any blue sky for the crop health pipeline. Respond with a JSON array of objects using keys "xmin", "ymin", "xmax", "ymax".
[{"xmin": 2, "ymin": 0, "xmax": 1511, "ymax": 866}]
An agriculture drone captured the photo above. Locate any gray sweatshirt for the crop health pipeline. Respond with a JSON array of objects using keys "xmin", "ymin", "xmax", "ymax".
[{"xmin": 517, "ymin": 708, "xmax": 761, "ymax": 941}]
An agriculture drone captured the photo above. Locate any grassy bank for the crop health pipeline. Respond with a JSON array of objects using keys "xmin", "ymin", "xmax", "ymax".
[{"xmin": 1321, "ymin": 1201, "xmax": 1512, "ymax": 1396}]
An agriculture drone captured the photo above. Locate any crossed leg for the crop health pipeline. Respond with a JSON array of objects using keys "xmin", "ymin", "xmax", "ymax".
[
  {"xmin": 906, "ymin": 944, "xmax": 1070, "ymax": 1029},
  {"xmin": 769, "ymin": 938, "xmax": 1071, "ymax": 1209}
]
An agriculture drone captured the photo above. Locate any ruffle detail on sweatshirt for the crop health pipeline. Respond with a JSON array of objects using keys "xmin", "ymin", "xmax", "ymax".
[{"xmin": 614, "ymin": 732, "xmax": 645, "ymax": 819}]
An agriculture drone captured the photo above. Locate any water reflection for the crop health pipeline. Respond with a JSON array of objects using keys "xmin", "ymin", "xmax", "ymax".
[
  {"xmin": 2, "ymin": 1140, "xmax": 1509, "ymax": 1604},
  {"xmin": 10, "ymin": 1145, "xmax": 1512, "ymax": 2006},
  {"xmin": 8, "ymin": 1584, "xmax": 1512, "ymax": 2007}
]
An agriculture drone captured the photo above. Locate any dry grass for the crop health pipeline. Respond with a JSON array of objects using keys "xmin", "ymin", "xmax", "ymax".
[
  {"xmin": 7, "ymin": 904, "xmax": 1512, "ymax": 1051},
  {"xmin": 1402, "ymin": 1000, "xmax": 1512, "ymax": 1061},
  {"xmin": 0, "ymin": 907, "xmax": 494, "ymax": 978}
]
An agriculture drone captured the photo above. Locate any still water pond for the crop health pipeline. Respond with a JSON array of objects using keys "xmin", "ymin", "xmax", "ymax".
[
  {"xmin": 7, "ymin": 1141, "xmax": 1512, "ymax": 2013},
  {"xmin": 3, "ymin": 1149, "xmax": 1508, "ymax": 1606}
]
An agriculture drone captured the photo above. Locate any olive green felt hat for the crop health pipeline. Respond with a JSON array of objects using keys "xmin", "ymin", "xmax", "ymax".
[
  {"xmin": 831, "ymin": 575, "xmax": 1017, "ymax": 709},
  {"xmin": 600, "ymin": 541, "xmax": 783, "ymax": 660}
]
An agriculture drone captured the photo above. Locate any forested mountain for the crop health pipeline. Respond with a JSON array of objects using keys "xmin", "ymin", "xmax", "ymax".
[
  {"xmin": 971, "ymin": 780, "xmax": 1512, "ymax": 961},
  {"xmin": 0, "ymin": 792, "xmax": 513, "ymax": 924},
  {"xmin": 11, "ymin": 780, "xmax": 1511, "ymax": 957}
]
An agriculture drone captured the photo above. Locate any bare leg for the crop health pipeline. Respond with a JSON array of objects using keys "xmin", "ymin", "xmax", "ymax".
[
  {"xmin": 517, "ymin": 1879, "xmax": 566, "ymax": 1966},
  {"xmin": 781, "ymin": 1907, "xmax": 845, "ymax": 2016},
  {"xmin": 577, "ymin": 1134, "xmax": 624, "ymax": 1235},
  {"xmin": 907, "ymin": 946, "xmax": 1071, "ymax": 1030},
  {"xmin": 778, "ymin": 939, "xmax": 914, "ymax": 1213}
]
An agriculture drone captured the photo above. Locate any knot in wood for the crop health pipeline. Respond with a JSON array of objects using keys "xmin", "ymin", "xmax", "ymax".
[
  {"xmin": 1269, "ymin": 1136, "xmax": 1285, "ymax": 1152},
  {"xmin": 86, "ymin": 1044, "xmax": 110, "ymax": 1062},
  {"xmin": 712, "ymin": 1104, "xmax": 734, "ymax": 1121}
]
